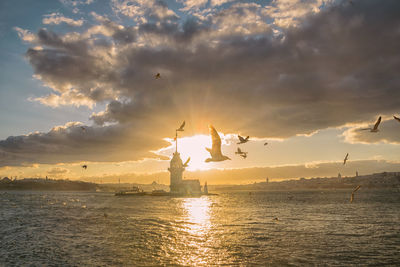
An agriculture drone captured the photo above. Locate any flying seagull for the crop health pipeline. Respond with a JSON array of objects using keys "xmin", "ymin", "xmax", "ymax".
[
  {"xmin": 235, "ymin": 147, "xmax": 247, "ymax": 155},
  {"xmin": 237, "ymin": 135, "xmax": 250, "ymax": 144},
  {"xmin": 205, "ymin": 125, "xmax": 231, "ymax": 162},
  {"xmin": 154, "ymin": 73, "xmax": 161, "ymax": 79},
  {"xmin": 350, "ymin": 185, "xmax": 361, "ymax": 203},
  {"xmin": 82, "ymin": 165, "xmax": 87, "ymax": 170},
  {"xmin": 176, "ymin": 121, "xmax": 185, "ymax": 131},
  {"xmin": 183, "ymin": 157, "xmax": 190, "ymax": 168},
  {"xmin": 343, "ymin": 153, "xmax": 349, "ymax": 165},
  {"xmin": 361, "ymin": 116, "xmax": 381, "ymax": 132},
  {"xmin": 394, "ymin": 115, "xmax": 400, "ymax": 123}
]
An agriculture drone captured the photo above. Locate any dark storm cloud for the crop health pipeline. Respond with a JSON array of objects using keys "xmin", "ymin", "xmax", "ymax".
[
  {"xmin": 6, "ymin": 0, "xmax": 400, "ymax": 166},
  {"xmin": 0, "ymin": 122, "xmax": 168, "ymax": 167},
  {"xmin": 90, "ymin": 0, "xmax": 400, "ymax": 137}
]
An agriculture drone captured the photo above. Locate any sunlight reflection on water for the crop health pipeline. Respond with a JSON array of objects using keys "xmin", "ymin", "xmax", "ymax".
[
  {"xmin": 182, "ymin": 197, "xmax": 212, "ymax": 235},
  {"xmin": 1, "ymin": 190, "xmax": 400, "ymax": 266},
  {"xmin": 170, "ymin": 197, "xmax": 214, "ymax": 266}
]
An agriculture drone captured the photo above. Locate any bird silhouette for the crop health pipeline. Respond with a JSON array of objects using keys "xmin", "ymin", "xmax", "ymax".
[
  {"xmin": 205, "ymin": 125, "xmax": 231, "ymax": 162},
  {"xmin": 240, "ymin": 153, "xmax": 247, "ymax": 159},
  {"xmin": 235, "ymin": 147, "xmax": 247, "ymax": 155},
  {"xmin": 183, "ymin": 157, "xmax": 190, "ymax": 167},
  {"xmin": 394, "ymin": 115, "xmax": 400, "ymax": 123},
  {"xmin": 237, "ymin": 135, "xmax": 250, "ymax": 144},
  {"xmin": 361, "ymin": 116, "xmax": 381, "ymax": 132},
  {"xmin": 343, "ymin": 153, "xmax": 349, "ymax": 165},
  {"xmin": 82, "ymin": 165, "xmax": 87, "ymax": 170},
  {"xmin": 264, "ymin": 142, "xmax": 268, "ymax": 146},
  {"xmin": 176, "ymin": 121, "xmax": 185, "ymax": 131},
  {"xmin": 154, "ymin": 73, "xmax": 161, "ymax": 79},
  {"xmin": 350, "ymin": 185, "xmax": 361, "ymax": 203}
]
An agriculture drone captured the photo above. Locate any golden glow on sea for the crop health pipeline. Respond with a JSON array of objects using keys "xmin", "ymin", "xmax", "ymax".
[
  {"xmin": 177, "ymin": 197, "xmax": 213, "ymax": 265},
  {"xmin": 182, "ymin": 197, "xmax": 212, "ymax": 236}
]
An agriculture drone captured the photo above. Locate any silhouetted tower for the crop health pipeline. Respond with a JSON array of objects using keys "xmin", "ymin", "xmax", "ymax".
[
  {"xmin": 356, "ymin": 171, "xmax": 358, "ymax": 177},
  {"xmin": 204, "ymin": 182, "xmax": 208, "ymax": 194},
  {"xmin": 168, "ymin": 130, "xmax": 185, "ymax": 193}
]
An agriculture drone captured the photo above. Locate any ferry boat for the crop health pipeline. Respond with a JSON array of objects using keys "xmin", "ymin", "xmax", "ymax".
[{"xmin": 115, "ymin": 186, "xmax": 146, "ymax": 196}]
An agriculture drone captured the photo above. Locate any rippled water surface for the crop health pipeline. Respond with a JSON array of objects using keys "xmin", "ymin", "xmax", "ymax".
[{"xmin": 1, "ymin": 189, "xmax": 399, "ymax": 266}]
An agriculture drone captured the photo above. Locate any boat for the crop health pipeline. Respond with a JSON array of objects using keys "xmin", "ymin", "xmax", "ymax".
[{"xmin": 115, "ymin": 186, "xmax": 147, "ymax": 196}]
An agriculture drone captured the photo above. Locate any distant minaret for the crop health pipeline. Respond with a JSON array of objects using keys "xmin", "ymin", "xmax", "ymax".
[
  {"xmin": 204, "ymin": 182, "xmax": 208, "ymax": 194},
  {"xmin": 356, "ymin": 171, "xmax": 359, "ymax": 177}
]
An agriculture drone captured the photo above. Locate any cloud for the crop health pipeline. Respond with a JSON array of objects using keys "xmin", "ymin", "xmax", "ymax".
[
  {"xmin": 14, "ymin": 27, "xmax": 37, "ymax": 42},
  {"xmin": 264, "ymin": 0, "xmax": 330, "ymax": 28},
  {"xmin": 42, "ymin": 13, "xmax": 84, "ymax": 26},
  {"xmin": 0, "ymin": 122, "xmax": 168, "ymax": 167},
  {"xmin": 47, "ymin": 167, "xmax": 70, "ymax": 177},
  {"xmin": 112, "ymin": 0, "xmax": 179, "ymax": 22},
  {"xmin": 6, "ymin": 0, "xmax": 400, "ymax": 167},
  {"xmin": 344, "ymin": 117, "xmax": 400, "ymax": 144},
  {"xmin": 60, "ymin": 0, "xmax": 95, "ymax": 7},
  {"xmin": 30, "ymin": 89, "xmax": 96, "ymax": 108}
]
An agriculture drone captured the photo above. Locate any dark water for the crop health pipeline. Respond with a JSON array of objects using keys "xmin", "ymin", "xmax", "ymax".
[{"xmin": 1, "ymin": 189, "xmax": 399, "ymax": 266}]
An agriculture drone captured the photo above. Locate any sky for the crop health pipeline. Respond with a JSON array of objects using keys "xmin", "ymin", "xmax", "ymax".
[{"xmin": 0, "ymin": 0, "xmax": 400, "ymax": 184}]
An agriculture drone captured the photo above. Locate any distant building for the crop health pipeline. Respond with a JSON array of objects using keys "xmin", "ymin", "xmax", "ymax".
[
  {"xmin": 1, "ymin": 177, "xmax": 11, "ymax": 183},
  {"xmin": 168, "ymin": 152, "xmax": 202, "ymax": 194},
  {"xmin": 168, "ymin": 133, "xmax": 204, "ymax": 195}
]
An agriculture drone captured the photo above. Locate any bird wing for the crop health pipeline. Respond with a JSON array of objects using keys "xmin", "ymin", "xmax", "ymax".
[
  {"xmin": 238, "ymin": 135, "xmax": 244, "ymax": 142},
  {"xmin": 264, "ymin": 142, "xmax": 268, "ymax": 146},
  {"xmin": 353, "ymin": 185, "xmax": 361, "ymax": 193},
  {"xmin": 344, "ymin": 153, "xmax": 348, "ymax": 164},
  {"xmin": 245, "ymin": 136, "xmax": 249, "ymax": 141},
  {"xmin": 394, "ymin": 116, "xmax": 400, "ymax": 122},
  {"xmin": 210, "ymin": 125, "xmax": 222, "ymax": 155},
  {"xmin": 183, "ymin": 157, "xmax": 190, "ymax": 166},
  {"xmin": 373, "ymin": 116, "xmax": 381, "ymax": 130},
  {"xmin": 177, "ymin": 121, "xmax": 185, "ymax": 131}
]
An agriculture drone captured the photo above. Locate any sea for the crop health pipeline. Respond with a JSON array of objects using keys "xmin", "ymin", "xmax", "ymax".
[{"xmin": 0, "ymin": 189, "xmax": 399, "ymax": 266}]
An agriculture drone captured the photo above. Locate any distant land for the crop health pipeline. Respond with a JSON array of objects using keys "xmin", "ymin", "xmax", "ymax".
[
  {"xmin": 1, "ymin": 171, "xmax": 399, "ymax": 192},
  {"xmin": 0, "ymin": 177, "xmax": 97, "ymax": 191},
  {"xmin": 217, "ymin": 171, "xmax": 400, "ymax": 191}
]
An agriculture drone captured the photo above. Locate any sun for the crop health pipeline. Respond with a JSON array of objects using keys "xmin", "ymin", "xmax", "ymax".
[
  {"xmin": 156, "ymin": 133, "xmax": 232, "ymax": 171},
  {"xmin": 177, "ymin": 135, "xmax": 212, "ymax": 171}
]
